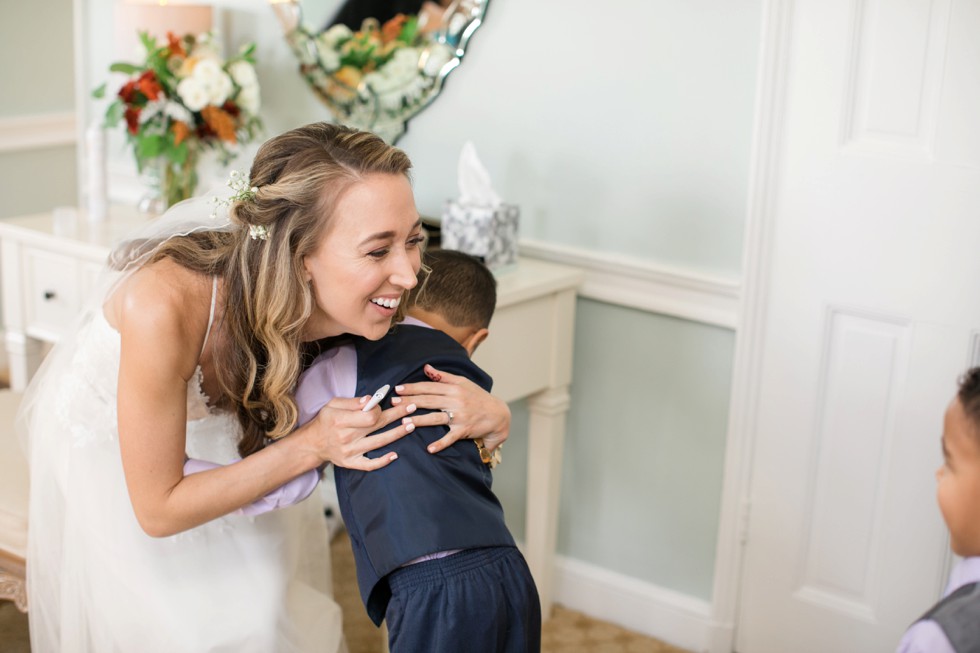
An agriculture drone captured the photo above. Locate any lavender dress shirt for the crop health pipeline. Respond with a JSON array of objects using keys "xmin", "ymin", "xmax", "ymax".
[{"xmin": 896, "ymin": 556, "xmax": 980, "ymax": 653}]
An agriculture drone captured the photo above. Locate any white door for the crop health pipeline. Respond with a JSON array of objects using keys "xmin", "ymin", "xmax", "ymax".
[{"xmin": 735, "ymin": 1, "xmax": 980, "ymax": 651}]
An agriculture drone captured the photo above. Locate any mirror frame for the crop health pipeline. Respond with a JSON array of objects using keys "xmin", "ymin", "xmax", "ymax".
[{"xmin": 271, "ymin": 0, "xmax": 489, "ymax": 143}]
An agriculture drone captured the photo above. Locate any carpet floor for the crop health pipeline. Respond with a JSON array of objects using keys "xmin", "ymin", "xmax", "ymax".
[{"xmin": 0, "ymin": 530, "xmax": 691, "ymax": 653}]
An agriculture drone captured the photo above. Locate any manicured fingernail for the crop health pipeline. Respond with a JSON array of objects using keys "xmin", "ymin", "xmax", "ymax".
[
  {"xmin": 395, "ymin": 385, "xmax": 405, "ymax": 393},
  {"xmin": 405, "ymin": 422, "xmax": 415, "ymax": 433},
  {"xmin": 427, "ymin": 445, "xmax": 437, "ymax": 453},
  {"xmin": 402, "ymin": 417, "xmax": 414, "ymax": 425},
  {"xmin": 389, "ymin": 453, "xmax": 398, "ymax": 461},
  {"xmin": 406, "ymin": 403, "xmax": 416, "ymax": 413},
  {"xmin": 359, "ymin": 395, "xmax": 367, "ymax": 404},
  {"xmin": 391, "ymin": 396, "xmax": 402, "ymax": 404}
]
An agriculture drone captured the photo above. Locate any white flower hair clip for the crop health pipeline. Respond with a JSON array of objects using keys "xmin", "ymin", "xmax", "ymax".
[
  {"xmin": 248, "ymin": 224, "xmax": 270, "ymax": 240},
  {"xmin": 210, "ymin": 169, "xmax": 260, "ymax": 218}
]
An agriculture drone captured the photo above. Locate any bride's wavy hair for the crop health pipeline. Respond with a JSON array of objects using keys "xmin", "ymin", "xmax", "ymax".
[{"xmin": 150, "ymin": 122, "xmax": 413, "ymax": 456}]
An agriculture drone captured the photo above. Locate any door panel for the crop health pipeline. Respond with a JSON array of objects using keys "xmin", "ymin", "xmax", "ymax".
[{"xmin": 735, "ymin": 1, "xmax": 980, "ymax": 650}]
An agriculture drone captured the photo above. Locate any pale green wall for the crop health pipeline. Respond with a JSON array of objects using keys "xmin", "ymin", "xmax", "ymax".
[
  {"xmin": 0, "ymin": 0, "xmax": 77, "ymax": 217},
  {"xmin": 496, "ymin": 299, "xmax": 735, "ymax": 600},
  {"xmin": 73, "ymin": 0, "xmax": 761, "ymax": 603},
  {"xmin": 0, "ymin": 2, "xmax": 75, "ymax": 116},
  {"xmin": 0, "ymin": 148, "xmax": 78, "ymax": 219}
]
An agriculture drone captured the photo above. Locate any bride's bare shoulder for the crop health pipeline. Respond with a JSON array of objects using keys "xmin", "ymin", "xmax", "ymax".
[{"xmin": 104, "ymin": 258, "xmax": 212, "ymax": 339}]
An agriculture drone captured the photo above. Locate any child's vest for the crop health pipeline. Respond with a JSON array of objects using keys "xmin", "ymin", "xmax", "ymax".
[
  {"xmin": 917, "ymin": 582, "xmax": 980, "ymax": 653},
  {"xmin": 335, "ymin": 325, "xmax": 516, "ymax": 625}
]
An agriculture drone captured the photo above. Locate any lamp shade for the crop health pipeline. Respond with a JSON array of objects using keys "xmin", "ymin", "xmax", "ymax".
[{"xmin": 114, "ymin": 1, "xmax": 213, "ymax": 59}]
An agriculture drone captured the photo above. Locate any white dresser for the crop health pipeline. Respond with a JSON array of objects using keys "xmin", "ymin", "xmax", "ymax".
[{"xmin": 0, "ymin": 207, "xmax": 584, "ymax": 616}]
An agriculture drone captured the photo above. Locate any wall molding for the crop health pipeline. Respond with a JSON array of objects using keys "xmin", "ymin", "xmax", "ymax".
[
  {"xmin": 708, "ymin": 1, "xmax": 794, "ymax": 652},
  {"xmin": 519, "ymin": 239, "xmax": 741, "ymax": 330},
  {"xmin": 0, "ymin": 113, "xmax": 77, "ymax": 153},
  {"xmin": 553, "ymin": 553, "xmax": 718, "ymax": 652}
]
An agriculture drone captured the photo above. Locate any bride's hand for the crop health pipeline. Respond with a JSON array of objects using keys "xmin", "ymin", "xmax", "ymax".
[
  {"xmin": 302, "ymin": 396, "xmax": 420, "ymax": 471},
  {"xmin": 392, "ymin": 364, "xmax": 511, "ymax": 454}
]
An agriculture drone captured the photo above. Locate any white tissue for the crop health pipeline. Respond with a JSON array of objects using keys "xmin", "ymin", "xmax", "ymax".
[{"xmin": 456, "ymin": 141, "xmax": 501, "ymax": 208}]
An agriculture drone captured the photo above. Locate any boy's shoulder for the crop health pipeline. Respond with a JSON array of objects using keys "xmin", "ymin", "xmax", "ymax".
[
  {"xmin": 897, "ymin": 558, "xmax": 980, "ymax": 653},
  {"xmin": 353, "ymin": 324, "xmax": 492, "ymax": 391}
]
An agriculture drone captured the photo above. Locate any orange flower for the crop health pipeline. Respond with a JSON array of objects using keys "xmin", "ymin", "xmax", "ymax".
[
  {"xmin": 201, "ymin": 106, "xmax": 236, "ymax": 143},
  {"xmin": 166, "ymin": 32, "xmax": 185, "ymax": 58},
  {"xmin": 381, "ymin": 14, "xmax": 408, "ymax": 44},
  {"xmin": 171, "ymin": 120, "xmax": 190, "ymax": 146}
]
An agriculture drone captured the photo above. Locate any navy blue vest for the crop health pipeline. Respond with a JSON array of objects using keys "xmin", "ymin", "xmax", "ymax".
[
  {"xmin": 917, "ymin": 582, "xmax": 980, "ymax": 653},
  {"xmin": 334, "ymin": 325, "xmax": 516, "ymax": 625}
]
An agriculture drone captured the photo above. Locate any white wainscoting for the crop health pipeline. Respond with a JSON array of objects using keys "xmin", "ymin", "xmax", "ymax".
[
  {"xmin": 0, "ymin": 113, "xmax": 76, "ymax": 153},
  {"xmin": 517, "ymin": 240, "xmax": 741, "ymax": 651},
  {"xmin": 519, "ymin": 239, "xmax": 740, "ymax": 330},
  {"xmin": 554, "ymin": 553, "xmax": 719, "ymax": 652}
]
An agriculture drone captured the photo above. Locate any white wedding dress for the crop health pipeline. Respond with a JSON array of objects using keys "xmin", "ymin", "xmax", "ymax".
[{"xmin": 22, "ymin": 281, "xmax": 346, "ymax": 652}]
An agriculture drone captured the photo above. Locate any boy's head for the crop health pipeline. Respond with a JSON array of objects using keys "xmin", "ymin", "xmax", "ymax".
[
  {"xmin": 937, "ymin": 367, "xmax": 980, "ymax": 557},
  {"xmin": 406, "ymin": 249, "xmax": 496, "ymax": 357}
]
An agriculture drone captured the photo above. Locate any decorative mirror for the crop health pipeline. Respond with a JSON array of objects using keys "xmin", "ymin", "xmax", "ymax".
[{"xmin": 270, "ymin": 0, "xmax": 489, "ymax": 143}]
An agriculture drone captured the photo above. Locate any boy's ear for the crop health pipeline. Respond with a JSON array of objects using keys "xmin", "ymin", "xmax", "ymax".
[{"xmin": 462, "ymin": 328, "xmax": 489, "ymax": 357}]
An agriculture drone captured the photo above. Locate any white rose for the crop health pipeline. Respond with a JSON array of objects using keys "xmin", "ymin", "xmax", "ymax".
[
  {"xmin": 164, "ymin": 100, "xmax": 193, "ymax": 124},
  {"xmin": 177, "ymin": 77, "xmax": 209, "ymax": 112},
  {"xmin": 139, "ymin": 99, "xmax": 165, "ymax": 124},
  {"xmin": 207, "ymin": 71, "xmax": 234, "ymax": 106},
  {"xmin": 228, "ymin": 60, "xmax": 257, "ymax": 87},
  {"xmin": 321, "ymin": 24, "xmax": 353, "ymax": 49},
  {"xmin": 237, "ymin": 84, "xmax": 261, "ymax": 114},
  {"xmin": 315, "ymin": 40, "xmax": 341, "ymax": 72}
]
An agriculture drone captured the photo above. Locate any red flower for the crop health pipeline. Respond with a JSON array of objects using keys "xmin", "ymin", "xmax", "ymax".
[
  {"xmin": 136, "ymin": 71, "xmax": 162, "ymax": 102},
  {"xmin": 124, "ymin": 106, "xmax": 141, "ymax": 135},
  {"xmin": 117, "ymin": 71, "xmax": 161, "ymax": 105},
  {"xmin": 221, "ymin": 101, "xmax": 241, "ymax": 118},
  {"xmin": 118, "ymin": 79, "xmax": 138, "ymax": 104}
]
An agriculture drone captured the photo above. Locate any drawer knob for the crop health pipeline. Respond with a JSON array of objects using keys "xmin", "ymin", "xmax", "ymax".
[{"xmin": 43, "ymin": 290, "xmax": 56, "ymax": 300}]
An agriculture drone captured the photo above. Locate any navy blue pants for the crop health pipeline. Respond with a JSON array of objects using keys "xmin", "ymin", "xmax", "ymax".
[{"xmin": 384, "ymin": 547, "xmax": 541, "ymax": 652}]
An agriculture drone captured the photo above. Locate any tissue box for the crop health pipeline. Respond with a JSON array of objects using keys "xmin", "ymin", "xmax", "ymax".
[{"xmin": 440, "ymin": 200, "xmax": 519, "ymax": 271}]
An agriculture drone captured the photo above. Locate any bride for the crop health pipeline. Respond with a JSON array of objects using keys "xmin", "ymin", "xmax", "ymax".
[{"xmin": 21, "ymin": 122, "xmax": 511, "ymax": 652}]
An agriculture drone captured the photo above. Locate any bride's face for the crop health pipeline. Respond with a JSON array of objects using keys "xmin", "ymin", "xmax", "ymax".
[{"xmin": 302, "ymin": 173, "xmax": 423, "ymax": 341}]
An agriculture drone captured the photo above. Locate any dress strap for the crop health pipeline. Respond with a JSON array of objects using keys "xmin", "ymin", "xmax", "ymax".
[{"xmin": 200, "ymin": 276, "xmax": 218, "ymax": 357}]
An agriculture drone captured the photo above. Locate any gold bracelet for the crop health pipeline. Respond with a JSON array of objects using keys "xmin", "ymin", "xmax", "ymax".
[{"xmin": 475, "ymin": 439, "xmax": 502, "ymax": 469}]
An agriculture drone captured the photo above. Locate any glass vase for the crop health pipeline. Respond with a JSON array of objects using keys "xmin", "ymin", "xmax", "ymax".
[{"xmin": 138, "ymin": 148, "xmax": 200, "ymax": 215}]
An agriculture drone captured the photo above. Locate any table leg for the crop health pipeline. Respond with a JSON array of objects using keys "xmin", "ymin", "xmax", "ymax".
[
  {"xmin": 525, "ymin": 385, "xmax": 571, "ymax": 619},
  {"xmin": 5, "ymin": 332, "xmax": 42, "ymax": 391}
]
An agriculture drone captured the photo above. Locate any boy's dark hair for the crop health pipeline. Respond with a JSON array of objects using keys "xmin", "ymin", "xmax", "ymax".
[
  {"xmin": 408, "ymin": 249, "xmax": 497, "ymax": 329},
  {"xmin": 958, "ymin": 367, "xmax": 980, "ymax": 438}
]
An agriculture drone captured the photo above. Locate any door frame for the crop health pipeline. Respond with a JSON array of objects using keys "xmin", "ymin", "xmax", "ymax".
[{"xmin": 706, "ymin": 1, "xmax": 795, "ymax": 651}]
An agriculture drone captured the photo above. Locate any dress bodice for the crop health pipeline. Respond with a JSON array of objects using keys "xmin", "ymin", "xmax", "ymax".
[{"xmin": 61, "ymin": 307, "xmax": 241, "ymax": 463}]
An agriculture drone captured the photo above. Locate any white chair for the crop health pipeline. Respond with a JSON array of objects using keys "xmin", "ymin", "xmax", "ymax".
[{"xmin": 0, "ymin": 390, "xmax": 28, "ymax": 612}]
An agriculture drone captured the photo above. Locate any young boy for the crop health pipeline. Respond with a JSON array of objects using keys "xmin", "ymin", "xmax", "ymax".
[
  {"xmin": 294, "ymin": 249, "xmax": 541, "ymax": 652},
  {"xmin": 896, "ymin": 367, "xmax": 980, "ymax": 652}
]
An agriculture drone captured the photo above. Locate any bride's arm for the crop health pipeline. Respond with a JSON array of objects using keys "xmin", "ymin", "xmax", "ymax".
[
  {"xmin": 112, "ymin": 266, "xmax": 416, "ymax": 537},
  {"xmin": 393, "ymin": 363, "xmax": 511, "ymax": 454}
]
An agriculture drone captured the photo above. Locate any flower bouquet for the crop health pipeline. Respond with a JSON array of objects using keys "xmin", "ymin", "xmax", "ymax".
[
  {"xmin": 94, "ymin": 32, "xmax": 263, "ymax": 210},
  {"xmin": 286, "ymin": 13, "xmax": 454, "ymax": 141}
]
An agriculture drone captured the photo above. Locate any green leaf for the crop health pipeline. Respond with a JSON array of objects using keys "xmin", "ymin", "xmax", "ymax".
[
  {"xmin": 139, "ymin": 31, "xmax": 158, "ymax": 53},
  {"xmin": 109, "ymin": 62, "xmax": 143, "ymax": 75},
  {"xmin": 170, "ymin": 140, "xmax": 189, "ymax": 166},
  {"xmin": 103, "ymin": 100, "xmax": 124, "ymax": 128},
  {"xmin": 92, "ymin": 83, "xmax": 106, "ymax": 99},
  {"xmin": 397, "ymin": 16, "xmax": 419, "ymax": 44},
  {"xmin": 137, "ymin": 134, "xmax": 165, "ymax": 159}
]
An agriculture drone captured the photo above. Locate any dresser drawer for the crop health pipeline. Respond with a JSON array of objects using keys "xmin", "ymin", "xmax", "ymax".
[{"xmin": 24, "ymin": 249, "xmax": 84, "ymax": 341}]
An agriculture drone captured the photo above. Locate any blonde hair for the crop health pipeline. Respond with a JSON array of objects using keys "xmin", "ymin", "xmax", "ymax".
[{"xmin": 150, "ymin": 123, "xmax": 413, "ymax": 456}]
